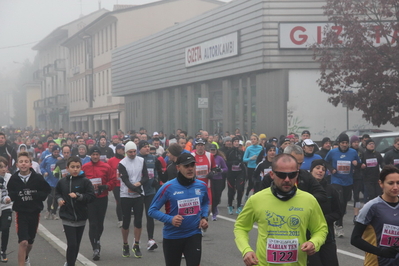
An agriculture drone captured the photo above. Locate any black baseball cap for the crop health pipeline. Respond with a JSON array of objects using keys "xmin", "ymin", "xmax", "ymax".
[
  {"xmin": 89, "ymin": 146, "xmax": 101, "ymax": 155},
  {"xmin": 176, "ymin": 153, "xmax": 196, "ymax": 165},
  {"xmin": 138, "ymin": 140, "xmax": 149, "ymax": 150}
]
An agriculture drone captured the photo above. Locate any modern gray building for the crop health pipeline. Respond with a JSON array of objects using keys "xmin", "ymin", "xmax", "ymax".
[{"xmin": 112, "ymin": 0, "xmax": 392, "ymax": 139}]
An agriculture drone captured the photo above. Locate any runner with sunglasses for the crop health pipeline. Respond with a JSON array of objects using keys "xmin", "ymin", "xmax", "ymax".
[
  {"xmin": 234, "ymin": 153, "xmax": 328, "ymax": 266},
  {"xmin": 260, "ymin": 144, "xmax": 327, "ymax": 204},
  {"xmin": 148, "ymin": 153, "xmax": 209, "ymax": 266}
]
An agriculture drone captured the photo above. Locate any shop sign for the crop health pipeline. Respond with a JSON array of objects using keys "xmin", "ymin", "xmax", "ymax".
[{"xmin": 185, "ymin": 32, "xmax": 238, "ymax": 67}]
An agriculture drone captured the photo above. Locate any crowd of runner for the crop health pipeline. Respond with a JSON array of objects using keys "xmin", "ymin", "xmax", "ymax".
[{"xmin": 0, "ymin": 126, "xmax": 398, "ymax": 265}]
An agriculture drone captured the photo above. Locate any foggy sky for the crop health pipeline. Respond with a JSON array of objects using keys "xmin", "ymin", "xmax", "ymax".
[{"xmin": 0, "ymin": 0, "xmax": 229, "ymax": 74}]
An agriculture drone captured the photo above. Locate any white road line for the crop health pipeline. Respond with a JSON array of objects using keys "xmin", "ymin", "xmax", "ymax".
[
  {"xmin": 217, "ymin": 214, "xmax": 364, "ymax": 260},
  {"xmin": 38, "ymin": 224, "xmax": 97, "ymax": 266}
]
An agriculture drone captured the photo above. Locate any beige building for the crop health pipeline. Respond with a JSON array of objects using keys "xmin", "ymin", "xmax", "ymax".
[
  {"xmin": 62, "ymin": 0, "xmax": 224, "ymax": 134},
  {"xmin": 23, "ymin": 82, "xmax": 41, "ymax": 128},
  {"xmin": 32, "ymin": 9, "xmax": 109, "ymax": 130}
]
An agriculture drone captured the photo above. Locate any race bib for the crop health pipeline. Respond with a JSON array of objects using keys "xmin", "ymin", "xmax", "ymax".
[
  {"xmin": 394, "ymin": 159, "xmax": 399, "ymax": 166},
  {"xmin": 100, "ymin": 155, "xmax": 107, "ymax": 162},
  {"xmin": 232, "ymin": 164, "xmax": 241, "ymax": 171},
  {"xmin": 61, "ymin": 169, "xmax": 67, "ymax": 177},
  {"xmin": 50, "ymin": 164, "xmax": 56, "ymax": 172},
  {"xmin": 267, "ymin": 238, "xmax": 298, "ymax": 264},
  {"xmin": 196, "ymin": 165, "xmax": 208, "ymax": 179},
  {"xmin": 336, "ymin": 160, "xmax": 351, "ymax": 174},
  {"xmin": 263, "ymin": 168, "xmax": 272, "ymax": 176},
  {"xmin": 148, "ymin": 168, "xmax": 154, "ymax": 179},
  {"xmin": 90, "ymin": 178, "xmax": 102, "ymax": 193},
  {"xmin": 366, "ymin": 158, "xmax": 378, "ymax": 168},
  {"xmin": 380, "ymin": 224, "xmax": 399, "ymax": 247},
  {"xmin": 177, "ymin": 197, "xmax": 200, "ymax": 216}
]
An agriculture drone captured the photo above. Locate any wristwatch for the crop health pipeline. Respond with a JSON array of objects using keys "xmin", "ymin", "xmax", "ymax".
[{"xmin": 201, "ymin": 217, "xmax": 208, "ymax": 222}]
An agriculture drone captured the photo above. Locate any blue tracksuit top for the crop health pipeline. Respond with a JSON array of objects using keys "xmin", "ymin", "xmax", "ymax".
[
  {"xmin": 325, "ymin": 147, "xmax": 361, "ymax": 186},
  {"xmin": 148, "ymin": 177, "xmax": 209, "ymax": 239},
  {"xmin": 243, "ymin": 145, "xmax": 263, "ymax": 169},
  {"xmin": 40, "ymin": 154, "xmax": 61, "ymax": 188},
  {"xmin": 300, "ymin": 154, "xmax": 323, "ymax": 171}
]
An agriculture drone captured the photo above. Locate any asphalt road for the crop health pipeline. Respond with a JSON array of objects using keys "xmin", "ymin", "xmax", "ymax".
[{"xmin": 5, "ymin": 189, "xmax": 366, "ymax": 266}]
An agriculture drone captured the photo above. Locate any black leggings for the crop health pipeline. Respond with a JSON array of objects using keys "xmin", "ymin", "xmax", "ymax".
[
  {"xmin": 113, "ymin": 186, "xmax": 122, "ymax": 221},
  {"xmin": 245, "ymin": 168, "xmax": 255, "ymax": 196},
  {"xmin": 227, "ymin": 171, "xmax": 245, "ymax": 208},
  {"xmin": 47, "ymin": 187, "xmax": 58, "ymax": 214},
  {"xmin": 163, "ymin": 234, "xmax": 202, "ymax": 266},
  {"xmin": 352, "ymin": 179, "xmax": 364, "ymax": 208},
  {"xmin": 307, "ymin": 241, "xmax": 339, "ymax": 266},
  {"xmin": 211, "ymin": 178, "xmax": 225, "ymax": 215},
  {"xmin": 331, "ymin": 184, "xmax": 352, "ymax": 227},
  {"xmin": 87, "ymin": 196, "xmax": 108, "ymax": 249},
  {"xmin": 64, "ymin": 225, "xmax": 85, "ymax": 266},
  {"xmin": 144, "ymin": 194, "xmax": 155, "ymax": 239},
  {"xmin": 0, "ymin": 209, "xmax": 12, "ymax": 252},
  {"xmin": 364, "ymin": 180, "xmax": 382, "ymax": 203},
  {"xmin": 121, "ymin": 197, "xmax": 144, "ymax": 230}
]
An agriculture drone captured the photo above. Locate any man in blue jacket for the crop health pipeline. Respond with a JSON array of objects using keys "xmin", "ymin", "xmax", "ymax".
[
  {"xmin": 40, "ymin": 145, "xmax": 62, "ymax": 220},
  {"xmin": 325, "ymin": 133, "xmax": 361, "ymax": 238},
  {"xmin": 149, "ymin": 153, "xmax": 209, "ymax": 266}
]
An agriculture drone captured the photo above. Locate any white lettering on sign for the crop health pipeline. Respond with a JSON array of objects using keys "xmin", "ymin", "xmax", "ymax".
[
  {"xmin": 279, "ymin": 22, "xmax": 399, "ymax": 48},
  {"xmin": 185, "ymin": 32, "xmax": 238, "ymax": 67}
]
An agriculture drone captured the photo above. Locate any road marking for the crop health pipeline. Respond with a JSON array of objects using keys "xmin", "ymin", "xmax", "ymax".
[
  {"xmin": 217, "ymin": 215, "xmax": 364, "ymax": 260},
  {"xmin": 38, "ymin": 224, "xmax": 97, "ymax": 266}
]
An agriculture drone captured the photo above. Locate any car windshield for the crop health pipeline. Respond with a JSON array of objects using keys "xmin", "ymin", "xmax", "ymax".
[{"xmin": 374, "ymin": 136, "xmax": 399, "ymax": 153}]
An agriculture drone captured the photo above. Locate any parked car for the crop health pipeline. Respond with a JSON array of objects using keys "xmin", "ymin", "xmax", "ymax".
[
  {"xmin": 336, "ymin": 129, "xmax": 392, "ymax": 142},
  {"xmin": 368, "ymin": 132, "xmax": 399, "ymax": 155}
]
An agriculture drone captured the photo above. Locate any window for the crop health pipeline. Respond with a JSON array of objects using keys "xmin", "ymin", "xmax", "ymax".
[
  {"xmin": 105, "ymin": 27, "xmax": 108, "ymax": 51},
  {"xmin": 106, "ymin": 69, "xmax": 109, "ymax": 94},
  {"xmin": 110, "ymin": 25, "xmax": 113, "ymax": 50}
]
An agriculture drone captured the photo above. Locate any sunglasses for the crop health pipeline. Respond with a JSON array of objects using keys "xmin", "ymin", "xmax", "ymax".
[
  {"xmin": 273, "ymin": 171, "xmax": 299, "ymax": 179},
  {"xmin": 182, "ymin": 162, "xmax": 196, "ymax": 168}
]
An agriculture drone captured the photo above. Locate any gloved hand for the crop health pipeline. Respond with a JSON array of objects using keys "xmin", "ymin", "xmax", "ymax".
[
  {"xmin": 379, "ymin": 246, "xmax": 399, "ymax": 258},
  {"xmin": 97, "ymin": 185, "xmax": 108, "ymax": 194}
]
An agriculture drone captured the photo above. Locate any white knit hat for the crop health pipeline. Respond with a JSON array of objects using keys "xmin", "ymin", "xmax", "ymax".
[{"xmin": 124, "ymin": 141, "xmax": 137, "ymax": 151}]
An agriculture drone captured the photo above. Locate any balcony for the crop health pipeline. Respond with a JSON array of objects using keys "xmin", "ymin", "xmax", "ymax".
[
  {"xmin": 45, "ymin": 94, "xmax": 69, "ymax": 108},
  {"xmin": 54, "ymin": 59, "xmax": 66, "ymax": 71},
  {"xmin": 33, "ymin": 69, "xmax": 43, "ymax": 81},
  {"xmin": 43, "ymin": 64, "xmax": 55, "ymax": 77},
  {"xmin": 34, "ymin": 99, "xmax": 46, "ymax": 110}
]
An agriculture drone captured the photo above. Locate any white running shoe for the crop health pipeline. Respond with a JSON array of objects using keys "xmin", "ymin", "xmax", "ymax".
[
  {"xmin": 147, "ymin": 239, "xmax": 158, "ymax": 251},
  {"xmin": 335, "ymin": 225, "xmax": 344, "ymax": 238},
  {"xmin": 25, "ymin": 256, "xmax": 31, "ymax": 266}
]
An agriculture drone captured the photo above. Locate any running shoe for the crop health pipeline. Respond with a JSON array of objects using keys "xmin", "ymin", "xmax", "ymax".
[
  {"xmin": 24, "ymin": 257, "xmax": 30, "ymax": 266},
  {"xmin": 212, "ymin": 214, "xmax": 217, "ymax": 221},
  {"xmin": 118, "ymin": 221, "xmax": 123, "ymax": 228},
  {"xmin": 335, "ymin": 225, "xmax": 344, "ymax": 238},
  {"xmin": 93, "ymin": 249, "xmax": 100, "ymax": 261},
  {"xmin": 44, "ymin": 211, "xmax": 51, "ymax": 220},
  {"xmin": 1, "ymin": 251, "xmax": 7, "ymax": 262},
  {"xmin": 122, "ymin": 244, "xmax": 130, "ymax": 257},
  {"xmin": 132, "ymin": 244, "xmax": 142, "ymax": 258},
  {"xmin": 227, "ymin": 206, "xmax": 234, "ymax": 215},
  {"xmin": 52, "ymin": 214, "xmax": 59, "ymax": 220},
  {"xmin": 236, "ymin": 206, "xmax": 243, "ymax": 214},
  {"xmin": 147, "ymin": 239, "xmax": 158, "ymax": 251}
]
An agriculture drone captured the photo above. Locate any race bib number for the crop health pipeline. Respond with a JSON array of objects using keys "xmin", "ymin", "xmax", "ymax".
[
  {"xmin": 366, "ymin": 158, "xmax": 378, "ymax": 168},
  {"xmin": 337, "ymin": 160, "xmax": 351, "ymax": 174},
  {"xmin": 380, "ymin": 224, "xmax": 399, "ymax": 247},
  {"xmin": 394, "ymin": 159, "xmax": 399, "ymax": 166},
  {"xmin": 61, "ymin": 169, "xmax": 67, "ymax": 177},
  {"xmin": 50, "ymin": 164, "xmax": 56, "ymax": 172},
  {"xmin": 100, "ymin": 155, "xmax": 107, "ymax": 162},
  {"xmin": 196, "ymin": 165, "xmax": 208, "ymax": 179},
  {"xmin": 266, "ymin": 238, "xmax": 298, "ymax": 264},
  {"xmin": 177, "ymin": 197, "xmax": 200, "ymax": 216},
  {"xmin": 148, "ymin": 169, "xmax": 154, "ymax": 179},
  {"xmin": 232, "ymin": 164, "xmax": 241, "ymax": 171},
  {"xmin": 90, "ymin": 178, "xmax": 102, "ymax": 193},
  {"xmin": 263, "ymin": 168, "xmax": 272, "ymax": 176}
]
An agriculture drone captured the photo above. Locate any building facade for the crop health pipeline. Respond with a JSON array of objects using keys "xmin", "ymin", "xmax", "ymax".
[
  {"xmin": 62, "ymin": 0, "xmax": 224, "ymax": 135},
  {"xmin": 32, "ymin": 9, "xmax": 109, "ymax": 130},
  {"xmin": 112, "ymin": 0, "xmax": 396, "ymax": 140}
]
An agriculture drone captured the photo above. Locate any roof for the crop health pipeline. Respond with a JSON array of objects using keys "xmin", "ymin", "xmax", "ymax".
[
  {"xmin": 61, "ymin": 0, "xmax": 225, "ymax": 47},
  {"xmin": 32, "ymin": 9, "xmax": 109, "ymax": 51}
]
